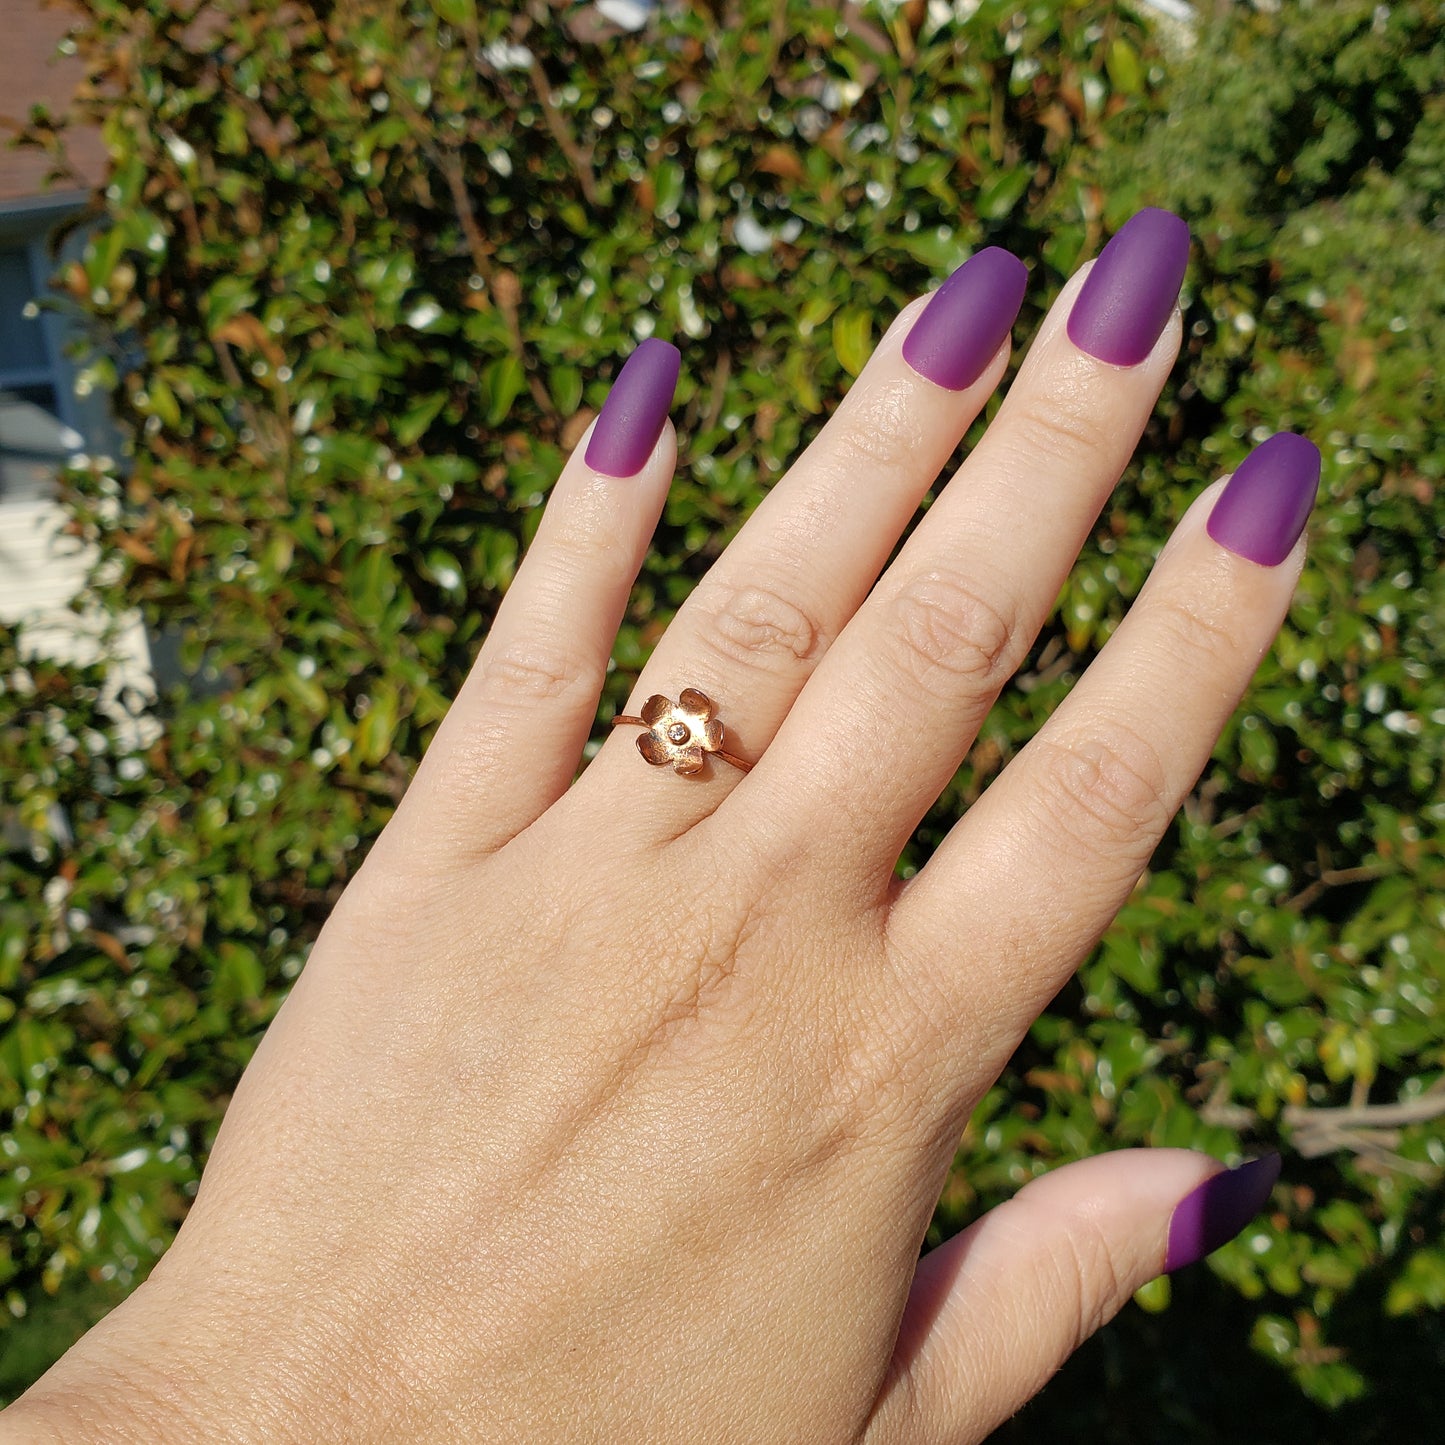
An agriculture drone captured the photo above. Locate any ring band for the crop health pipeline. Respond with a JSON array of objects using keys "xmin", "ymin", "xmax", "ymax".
[{"xmin": 610, "ymin": 687, "xmax": 752, "ymax": 775}]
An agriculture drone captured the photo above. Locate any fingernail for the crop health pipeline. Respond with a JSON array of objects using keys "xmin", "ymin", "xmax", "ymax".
[
  {"xmin": 902, "ymin": 246, "xmax": 1029, "ymax": 391},
  {"xmin": 1066, "ymin": 207, "xmax": 1190, "ymax": 366},
  {"xmin": 1206, "ymin": 432, "xmax": 1321, "ymax": 566},
  {"xmin": 1164, "ymin": 1154, "xmax": 1280, "ymax": 1273},
  {"xmin": 585, "ymin": 337, "xmax": 681, "ymax": 477}
]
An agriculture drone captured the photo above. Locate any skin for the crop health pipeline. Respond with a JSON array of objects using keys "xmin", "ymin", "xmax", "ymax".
[{"xmin": 4, "ymin": 262, "xmax": 1306, "ymax": 1443}]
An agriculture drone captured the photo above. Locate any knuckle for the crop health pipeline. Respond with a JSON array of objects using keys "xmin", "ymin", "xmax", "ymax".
[
  {"xmin": 694, "ymin": 579, "xmax": 826, "ymax": 675},
  {"xmin": 543, "ymin": 476, "xmax": 632, "ymax": 566},
  {"xmin": 478, "ymin": 641, "xmax": 597, "ymax": 705},
  {"xmin": 537, "ymin": 528, "xmax": 613, "ymax": 587},
  {"xmin": 1047, "ymin": 1212, "xmax": 1128, "ymax": 1349},
  {"xmin": 1010, "ymin": 380, "xmax": 1109, "ymax": 464},
  {"xmin": 830, "ymin": 379, "xmax": 927, "ymax": 472},
  {"xmin": 883, "ymin": 568, "xmax": 1017, "ymax": 700},
  {"xmin": 1151, "ymin": 589, "xmax": 1238, "ymax": 664},
  {"xmin": 1030, "ymin": 724, "xmax": 1173, "ymax": 859}
]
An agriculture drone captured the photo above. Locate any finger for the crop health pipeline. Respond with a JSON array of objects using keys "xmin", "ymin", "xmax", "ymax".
[
  {"xmin": 744, "ymin": 210, "xmax": 1191, "ymax": 881},
  {"xmin": 582, "ymin": 249, "xmax": 1027, "ymax": 827},
  {"xmin": 895, "ymin": 434, "xmax": 1320, "ymax": 1032},
  {"xmin": 383, "ymin": 341, "xmax": 679, "ymax": 864},
  {"xmin": 865, "ymin": 1150, "xmax": 1281, "ymax": 1445}
]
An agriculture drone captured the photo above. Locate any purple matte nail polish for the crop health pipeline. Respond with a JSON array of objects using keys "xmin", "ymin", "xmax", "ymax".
[
  {"xmin": 1066, "ymin": 207, "xmax": 1190, "ymax": 366},
  {"xmin": 585, "ymin": 337, "xmax": 681, "ymax": 477},
  {"xmin": 902, "ymin": 247, "xmax": 1029, "ymax": 391},
  {"xmin": 1165, "ymin": 1154, "xmax": 1281, "ymax": 1273},
  {"xmin": 1206, "ymin": 432, "xmax": 1321, "ymax": 566}
]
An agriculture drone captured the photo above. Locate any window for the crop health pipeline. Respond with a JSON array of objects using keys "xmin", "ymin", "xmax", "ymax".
[
  {"xmin": 0, "ymin": 198, "xmax": 156, "ymax": 750},
  {"xmin": 0, "ymin": 237, "xmax": 84, "ymax": 503}
]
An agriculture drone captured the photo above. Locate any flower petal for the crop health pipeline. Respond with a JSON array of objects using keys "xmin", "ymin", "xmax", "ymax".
[
  {"xmin": 641, "ymin": 694, "xmax": 672, "ymax": 725},
  {"xmin": 701, "ymin": 718, "xmax": 724, "ymax": 752},
  {"xmin": 637, "ymin": 731, "xmax": 672, "ymax": 766},
  {"xmin": 678, "ymin": 687, "xmax": 714, "ymax": 721},
  {"xmin": 672, "ymin": 745, "xmax": 705, "ymax": 775}
]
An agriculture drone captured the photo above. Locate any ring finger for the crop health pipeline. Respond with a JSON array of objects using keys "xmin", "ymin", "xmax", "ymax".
[{"xmin": 582, "ymin": 247, "xmax": 1029, "ymax": 829}]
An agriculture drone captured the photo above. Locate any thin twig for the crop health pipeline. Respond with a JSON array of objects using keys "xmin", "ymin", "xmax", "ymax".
[
  {"xmin": 428, "ymin": 144, "xmax": 557, "ymax": 421},
  {"xmin": 698, "ymin": 350, "xmax": 732, "ymax": 437},
  {"xmin": 1283, "ymin": 1088, "xmax": 1445, "ymax": 1134},
  {"xmin": 1283, "ymin": 1087, "xmax": 1445, "ymax": 1178},
  {"xmin": 1209, "ymin": 803, "xmax": 1263, "ymax": 840},
  {"xmin": 1284, "ymin": 864, "xmax": 1390, "ymax": 913},
  {"xmin": 176, "ymin": 194, "xmax": 285, "ymax": 458},
  {"xmin": 380, "ymin": 15, "xmax": 558, "ymax": 424},
  {"xmin": 1198, "ymin": 1082, "xmax": 1445, "ymax": 1179},
  {"xmin": 527, "ymin": 57, "xmax": 600, "ymax": 206}
]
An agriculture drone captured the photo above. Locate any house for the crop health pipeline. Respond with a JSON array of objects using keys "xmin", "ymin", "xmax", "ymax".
[{"xmin": 1, "ymin": 1, "xmax": 152, "ymax": 735}]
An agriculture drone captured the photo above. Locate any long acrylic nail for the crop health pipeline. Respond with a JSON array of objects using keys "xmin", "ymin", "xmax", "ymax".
[
  {"xmin": 902, "ymin": 247, "xmax": 1029, "ymax": 391},
  {"xmin": 1164, "ymin": 1154, "xmax": 1280, "ymax": 1273},
  {"xmin": 1206, "ymin": 432, "xmax": 1321, "ymax": 566},
  {"xmin": 1066, "ymin": 207, "xmax": 1190, "ymax": 366},
  {"xmin": 585, "ymin": 338, "xmax": 681, "ymax": 477}
]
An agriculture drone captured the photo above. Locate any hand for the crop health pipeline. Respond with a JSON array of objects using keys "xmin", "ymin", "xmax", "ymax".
[{"xmin": 7, "ymin": 210, "xmax": 1317, "ymax": 1443}]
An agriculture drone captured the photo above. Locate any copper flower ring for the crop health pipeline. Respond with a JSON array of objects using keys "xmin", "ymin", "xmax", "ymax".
[{"xmin": 610, "ymin": 688, "xmax": 752, "ymax": 775}]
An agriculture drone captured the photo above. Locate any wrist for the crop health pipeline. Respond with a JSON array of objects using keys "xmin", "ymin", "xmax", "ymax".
[
  {"xmin": 2, "ymin": 1282, "xmax": 228, "ymax": 1444},
  {"xmin": 4, "ymin": 1362, "xmax": 180, "ymax": 1445}
]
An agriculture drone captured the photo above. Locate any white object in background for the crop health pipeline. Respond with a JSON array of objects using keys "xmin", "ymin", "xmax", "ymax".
[
  {"xmin": 0, "ymin": 392, "xmax": 157, "ymax": 752},
  {"xmin": 596, "ymin": 0, "xmax": 657, "ymax": 33}
]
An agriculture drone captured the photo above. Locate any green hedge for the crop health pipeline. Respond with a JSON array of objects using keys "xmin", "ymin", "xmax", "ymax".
[{"xmin": 3, "ymin": 1, "xmax": 1443, "ymax": 1434}]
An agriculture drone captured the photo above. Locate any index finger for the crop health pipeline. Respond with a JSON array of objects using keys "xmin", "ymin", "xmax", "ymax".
[{"xmin": 891, "ymin": 434, "xmax": 1320, "ymax": 1038}]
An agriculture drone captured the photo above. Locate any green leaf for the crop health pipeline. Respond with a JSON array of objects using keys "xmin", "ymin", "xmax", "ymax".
[
  {"xmin": 213, "ymin": 943, "xmax": 266, "ymax": 1004},
  {"xmin": 484, "ymin": 355, "xmax": 527, "ymax": 427},
  {"xmin": 976, "ymin": 166, "xmax": 1032, "ymax": 221},
  {"xmin": 549, "ymin": 364, "xmax": 584, "ymax": 416},
  {"xmin": 653, "ymin": 159, "xmax": 685, "ymax": 219},
  {"xmin": 353, "ymin": 685, "xmax": 399, "ymax": 766},
  {"xmin": 351, "ymin": 547, "xmax": 398, "ymax": 628},
  {"xmin": 1106, "ymin": 38, "xmax": 1144, "ymax": 96},
  {"xmin": 422, "ymin": 548, "xmax": 466, "ymax": 598},
  {"xmin": 832, "ymin": 310, "xmax": 873, "ymax": 379},
  {"xmin": 1238, "ymin": 718, "xmax": 1278, "ymax": 778},
  {"xmin": 280, "ymin": 670, "xmax": 329, "ymax": 717},
  {"xmin": 202, "ymin": 275, "xmax": 259, "ymax": 333},
  {"xmin": 393, "ymin": 392, "xmax": 446, "ymax": 447},
  {"xmin": 1101, "ymin": 931, "xmax": 1159, "ymax": 994},
  {"xmin": 432, "ymin": 0, "xmax": 475, "ymax": 26},
  {"xmin": 1133, "ymin": 1274, "xmax": 1170, "ymax": 1314},
  {"xmin": 146, "ymin": 377, "xmax": 182, "ymax": 431}
]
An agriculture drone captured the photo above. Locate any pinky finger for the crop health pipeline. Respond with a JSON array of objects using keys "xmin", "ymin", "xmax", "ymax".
[{"xmin": 383, "ymin": 340, "xmax": 680, "ymax": 864}]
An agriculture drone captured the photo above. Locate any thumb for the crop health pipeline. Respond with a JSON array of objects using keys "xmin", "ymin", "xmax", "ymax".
[{"xmin": 866, "ymin": 1149, "xmax": 1280, "ymax": 1445}]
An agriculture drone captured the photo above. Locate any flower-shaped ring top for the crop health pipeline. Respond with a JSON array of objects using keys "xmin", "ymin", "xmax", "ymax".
[{"xmin": 609, "ymin": 688, "xmax": 752, "ymax": 775}]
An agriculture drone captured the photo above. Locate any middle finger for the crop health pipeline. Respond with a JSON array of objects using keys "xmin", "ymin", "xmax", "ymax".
[{"xmin": 738, "ymin": 208, "xmax": 1191, "ymax": 883}]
